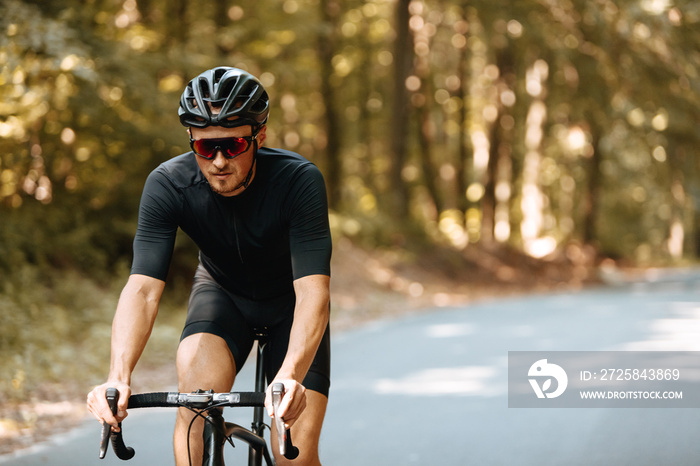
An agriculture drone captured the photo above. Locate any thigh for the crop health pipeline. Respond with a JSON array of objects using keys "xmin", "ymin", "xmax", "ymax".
[
  {"xmin": 180, "ymin": 266, "xmax": 256, "ymax": 373},
  {"xmin": 266, "ymin": 317, "xmax": 331, "ymax": 398}
]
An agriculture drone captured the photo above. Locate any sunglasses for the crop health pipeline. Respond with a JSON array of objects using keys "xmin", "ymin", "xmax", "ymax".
[{"xmin": 189, "ymin": 135, "xmax": 256, "ymax": 159}]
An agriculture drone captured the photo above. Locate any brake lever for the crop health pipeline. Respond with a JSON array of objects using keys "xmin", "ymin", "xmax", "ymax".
[
  {"xmin": 99, "ymin": 388, "xmax": 118, "ymax": 459},
  {"xmin": 271, "ymin": 383, "xmax": 287, "ymax": 456},
  {"xmin": 270, "ymin": 383, "xmax": 299, "ymax": 460}
]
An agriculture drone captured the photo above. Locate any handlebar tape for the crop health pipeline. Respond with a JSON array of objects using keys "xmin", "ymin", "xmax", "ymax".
[
  {"xmin": 284, "ymin": 432, "xmax": 300, "ymax": 460},
  {"xmin": 110, "ymin": 428, "xmax": 135, "ymax": 460},
  {"xmin": 127, "ymin": 392, "xmax": 172, "ymax": 408}
]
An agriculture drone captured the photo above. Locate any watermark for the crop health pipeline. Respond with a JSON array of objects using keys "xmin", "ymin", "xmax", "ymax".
[
  {"xmin": 528, "ymin": 359, "xmax": 568, "ymax": 399},
  {"xmin": 508, "ymin": 351, "xmax": 700, "ymax": 408}
]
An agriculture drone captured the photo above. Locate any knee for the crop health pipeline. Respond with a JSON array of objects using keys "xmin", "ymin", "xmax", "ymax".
[
  {"xmin": 176, "ymin": 406, "xmax": 198, "ymax": 425},
  {"xmin": 176, "ymin": 333, "xmax": 236, "ymax": 392},
  {"xmin": 175, "ymin": 407, "xmax": 205, "ymax": 440}
]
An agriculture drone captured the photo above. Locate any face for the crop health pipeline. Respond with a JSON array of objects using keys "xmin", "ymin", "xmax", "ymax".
[{"xmin": 189, "ymin": 124, "xmax": 266, "ymax": 197}]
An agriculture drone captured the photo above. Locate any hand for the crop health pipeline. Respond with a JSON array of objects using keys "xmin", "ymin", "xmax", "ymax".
[
  {"xmin": 86, "ymin": 381, "xmax": 131, "ymax": 432},
  {"xmin": 265, "ymin": 379, "xmax": 306, "ymax": 429}
]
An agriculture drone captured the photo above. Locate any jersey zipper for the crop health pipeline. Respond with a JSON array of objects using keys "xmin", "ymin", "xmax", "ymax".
[{"xmin": 232, "ymin": 209, "xmax": 244, "ymax": 264}]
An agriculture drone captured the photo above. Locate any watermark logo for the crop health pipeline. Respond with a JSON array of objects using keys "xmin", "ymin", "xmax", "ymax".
[
  {"xmin": 528, "ymin": 359, "xmax": 568, "ymax": 399},
  {"xmin": 509, "ymin": 351, "xmax": 699, "ymax": 408}
]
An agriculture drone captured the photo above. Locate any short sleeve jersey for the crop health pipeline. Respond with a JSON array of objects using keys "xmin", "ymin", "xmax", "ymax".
[{"xmin": 130, "ymin": 147, "xmax": 332, "ymax": 300}]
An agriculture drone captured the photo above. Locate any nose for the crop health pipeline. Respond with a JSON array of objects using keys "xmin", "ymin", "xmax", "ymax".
[{"xmin": 212, "ymin": 150, "xmax": 227, "ymax": 168}]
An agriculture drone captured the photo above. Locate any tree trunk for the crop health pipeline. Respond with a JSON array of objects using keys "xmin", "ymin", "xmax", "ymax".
[
  {"xmin": 318, "ymin": 0, "xmax": 342, "ymax": 210},
  {"xmin": 417, "ymin": 88, "xmax": 443, "ymax": 216},
  {"xmin": 583, "ymin": 127, "xmax": 602, "ymax": 245},
  {"xmin": 456, "ymin": 38, "xmax": 471, "ymax": 213},
  {"xmin": 389, "ymin": 0, "xmax": 412, "ymax": 220}
]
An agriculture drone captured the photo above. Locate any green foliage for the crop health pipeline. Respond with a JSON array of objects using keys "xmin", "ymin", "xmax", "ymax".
[
  {"xmin": 0, "ymin": 264, "xmax": 113, "ymax": 401},
  {"xmin": 0, "ymin": 262, "xmax": 185, "ymax": 402}
]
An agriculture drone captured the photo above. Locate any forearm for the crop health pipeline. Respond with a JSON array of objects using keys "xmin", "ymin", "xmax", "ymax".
[
  {"xmin": 276, "ymin": 275, "xmax": 330, "ymax": 382},
  {"xmin": 108, "ymin": 274, "xmax": 165, "ymax": 384}
]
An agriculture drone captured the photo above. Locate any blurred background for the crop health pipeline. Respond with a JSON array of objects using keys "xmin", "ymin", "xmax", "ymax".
[{"xmin": 1, "ymin": 0, "xmax": 700, "ymax": 453}]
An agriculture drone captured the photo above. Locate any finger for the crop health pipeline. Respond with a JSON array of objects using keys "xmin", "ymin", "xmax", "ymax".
[
  {"xmin": 279, "ymin": 388, "xmax": 306, "ymax": 425},
  {"xmin": 87, "ymin": 389, "xmax": 111, "ymax": 423},
  {"xmin": 87, "ymin": 405, "xmax": 101, "ymax": 422},
  {"xmin": 116, "ymin": 387, "xmax": 131, "ymax": 420},
  {"xmin": 283, "ymin": 395, "xmax": 307, "ymax": 427},
  {"xmin": 99, "ymin": 403, "xmax": 120, "ymax": 428},
  {"xmin": 86, "ymin": 392, "xmax": 98, "ymax": 419}
]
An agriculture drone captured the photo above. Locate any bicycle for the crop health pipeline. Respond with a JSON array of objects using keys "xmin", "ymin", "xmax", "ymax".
[{"xmin": 98, "ymin": 331, "xmax": 299, "ymax": 465}]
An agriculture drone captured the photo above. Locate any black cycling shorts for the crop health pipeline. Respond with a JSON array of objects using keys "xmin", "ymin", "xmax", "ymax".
[{"xmin": 180, "ymin": 265, "xmax": 331, "ymax": 397}]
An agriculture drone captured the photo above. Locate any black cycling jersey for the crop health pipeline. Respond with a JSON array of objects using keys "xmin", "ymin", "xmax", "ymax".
[{"xmin": 130, "ymin": 147, "xmax": 332, "ymax": 300}]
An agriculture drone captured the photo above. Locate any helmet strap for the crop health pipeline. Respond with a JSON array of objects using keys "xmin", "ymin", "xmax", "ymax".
[{"xmin": 231, "ymin": 134, "xmax": 258, "ymax": 192}]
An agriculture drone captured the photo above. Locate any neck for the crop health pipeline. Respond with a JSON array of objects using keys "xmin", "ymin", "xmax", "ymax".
[{"xmin": 230, "ymin": 139, "xmax": 258, "ymax": 194}]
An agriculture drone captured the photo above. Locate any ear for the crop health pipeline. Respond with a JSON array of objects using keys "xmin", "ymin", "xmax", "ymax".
[{"xmin": 256, "ymin": 126, "xmax": 267, "ymax": 147}]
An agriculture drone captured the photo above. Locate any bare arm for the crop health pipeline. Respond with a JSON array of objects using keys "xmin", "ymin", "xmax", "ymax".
[
  {"xmin": 87, "ymin": 274, "xmax": 165, "ymax": 429},
  {"xmin": 266, "ymin": 274, "xmax": 330, "ymax": 425}
]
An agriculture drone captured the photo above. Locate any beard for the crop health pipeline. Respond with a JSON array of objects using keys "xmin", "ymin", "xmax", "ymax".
[
  {"xmin": 206, "ymin": 158, "xmax": 255, "ymax": 197},
  {"xmin": 208, "ymin": 174, "xmax": 241, "ymax": 196}
]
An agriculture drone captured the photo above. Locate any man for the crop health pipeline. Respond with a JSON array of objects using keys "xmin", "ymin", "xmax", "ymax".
[{"xmin": 87, "ymin": 66, "xmax": 332, "ymax": 466}]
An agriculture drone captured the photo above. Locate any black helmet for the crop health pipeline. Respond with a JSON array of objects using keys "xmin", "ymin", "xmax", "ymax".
[{"xmin": 178, "ymin": 67, "xmax": 269, "ymax": 129}]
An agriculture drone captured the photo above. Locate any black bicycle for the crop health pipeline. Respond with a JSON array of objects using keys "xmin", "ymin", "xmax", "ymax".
[{"xmin": 98, "ymin": 331, "xmax": 298, "ymax": 465}]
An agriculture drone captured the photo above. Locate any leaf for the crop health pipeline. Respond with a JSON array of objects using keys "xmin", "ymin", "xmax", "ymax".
[{"xmin": 542, "ymin": 379, "xmax": 552, "ymax": 392}]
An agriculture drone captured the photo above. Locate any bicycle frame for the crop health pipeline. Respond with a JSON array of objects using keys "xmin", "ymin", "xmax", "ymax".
[{"xmin": 202, "ymin": 408, "xmax": 273, "ymax": 466}]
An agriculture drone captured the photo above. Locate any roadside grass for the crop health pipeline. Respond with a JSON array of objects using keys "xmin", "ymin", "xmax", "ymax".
[
  {"xmin": 0, "ymin": 266, "xmax": 107, "ymax": 452},
  {"xmin": 0, "ymin": 264, "xmax": 185, "ymax": 427}
]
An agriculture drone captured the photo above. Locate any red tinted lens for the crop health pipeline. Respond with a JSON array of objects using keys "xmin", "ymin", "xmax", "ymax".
[
  {"xmin": 222, "ymin": 138, "xmax": 250, "ymax": 157},
  {"xmin": 191, "ymin": 139, "xmax": 216, "ymax": 158},
  {"xmin": 191, "ymin": 137, "xmax": 250, "ymax": 159}
]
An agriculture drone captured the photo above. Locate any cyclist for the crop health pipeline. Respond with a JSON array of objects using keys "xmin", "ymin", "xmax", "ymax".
[{"xmin": 87, "ymin": 66, "xmax": 332, "ymax": 466}]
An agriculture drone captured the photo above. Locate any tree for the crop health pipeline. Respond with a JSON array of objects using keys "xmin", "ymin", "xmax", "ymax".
[
  {"xmin": 318, "ymin": 0, "xmax": 342, "ymax": 209},
  {"xmin": 389, "ymin": 0, "xmax": 412, "ymax": 221}
]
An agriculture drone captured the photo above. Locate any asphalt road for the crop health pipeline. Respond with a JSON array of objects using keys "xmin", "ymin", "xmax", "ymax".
[{"xmin": 3, "ymin": 276, "xmax": 700, "ymax": 465}]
